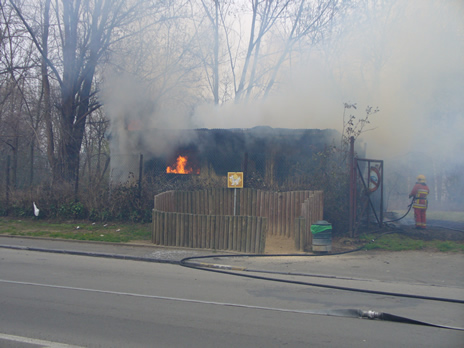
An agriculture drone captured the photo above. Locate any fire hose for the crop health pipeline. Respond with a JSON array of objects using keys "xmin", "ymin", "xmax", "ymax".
[
  {"xmin": 383, "ymin": 197, "xmax": 415, "ymax": 223},
  {"xmin": 382, "ymin": 198, "xmax": 464, "ymax": 233},
  {"xmin": 1, "ymin": 242, "xmax": 462, "ymax": 331},
  {"xmin": 180, "ymin": 252, "xmax": 464, "ymax": 331}
]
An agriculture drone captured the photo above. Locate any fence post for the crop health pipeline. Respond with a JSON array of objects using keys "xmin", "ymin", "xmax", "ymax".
[
  {"xmin": 138, "ymin": 154, "xmax": 143, "ymax": 199},
  {"xmin": 5, "ymin": 155, "xmax": 10, "ymax": 215}
]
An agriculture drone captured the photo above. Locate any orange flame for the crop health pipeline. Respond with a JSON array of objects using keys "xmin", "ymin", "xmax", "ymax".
[{"xmin": 166, "ymin": 155, "xmax": 199, "ymax": 174}]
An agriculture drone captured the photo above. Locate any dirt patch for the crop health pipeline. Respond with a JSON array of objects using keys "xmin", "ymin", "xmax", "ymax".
[
  {"xmin": 264, "ymin": 235, "xmax": 301, "ymax": 254},
  {"xmin": 264, "ymin": 234, "xmax": 359, "ymax": 254}
]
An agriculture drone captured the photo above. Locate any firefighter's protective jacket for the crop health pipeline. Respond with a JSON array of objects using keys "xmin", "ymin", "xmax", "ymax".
[{"xmin": 409, "ymin": 183, "xmax": 429, "ymax": 209}]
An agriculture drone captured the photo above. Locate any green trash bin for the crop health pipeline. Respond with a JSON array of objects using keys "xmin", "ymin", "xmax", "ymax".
[{"xmin": 311, "ymin": 220, "xmax": 332, "ymax": 252}]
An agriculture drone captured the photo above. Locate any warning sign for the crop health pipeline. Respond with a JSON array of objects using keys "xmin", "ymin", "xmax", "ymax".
[
  {"xmin": 228, "ymin": 172, "xmax": 243, "ymax": 188},
  {"xmin": 368, "ymin": 167, "xmax": 381, "ymax": 192}
]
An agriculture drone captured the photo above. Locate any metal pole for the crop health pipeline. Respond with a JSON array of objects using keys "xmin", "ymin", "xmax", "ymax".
[
  {"xmin": 138, "ymin": 154, "xmax": 143, "ymax": 198},
  {"xmin": 349, "ymin": 137, "xmax": 355, "ymax": 237},
  {"xmin": 6, "ymin": 155, "xmax": 10, "ymax": 215},
  {"xmin": 367, "ymin": 160, "xmax": 371, "ymax": 229},
  {"xmin": 234, "ymin": 188, "xmax": 237, "ymax": 216},
  {"xmin": 380, "ymin": 161, "xmax": 384, "ymax": 226}
]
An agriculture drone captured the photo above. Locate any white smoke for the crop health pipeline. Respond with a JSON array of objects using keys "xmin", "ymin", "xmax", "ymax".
[{"xmin": 103, "ymin": 0, "xmax": 463, "ymax": 208}]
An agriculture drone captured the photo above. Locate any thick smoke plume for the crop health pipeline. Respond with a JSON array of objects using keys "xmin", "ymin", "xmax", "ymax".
[{"xmin": 104, "ymin": 1, "xmax": 463, "ymax": 209}]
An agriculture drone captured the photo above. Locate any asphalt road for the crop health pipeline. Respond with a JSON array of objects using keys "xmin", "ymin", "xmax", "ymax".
[{"xmin": 0, "ymin": 243, "xmax": 463, "ymax": 347}]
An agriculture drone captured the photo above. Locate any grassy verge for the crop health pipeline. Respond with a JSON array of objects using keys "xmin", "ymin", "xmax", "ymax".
[
  {"xmin": 0, "ymin": 217, "xmax": 152, "ymax": 243},
  {"xmin": 1, "ymin": 217, "xmax": 463, "ymax": 252},
  {"xmin": 360, "ymin": 232, "xmax": 464, "ymax": 252}
]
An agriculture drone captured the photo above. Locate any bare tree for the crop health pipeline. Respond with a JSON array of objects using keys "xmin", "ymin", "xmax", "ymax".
[
  {"xmin": 1, "ymin": 0, "xmax": 42, "ymax": 188},
  {"xmin": 9, "ymin": 0, "xmax": 162, "ymax": 185},
  {"xmin": 191, "ymin": 0, "xmax": 345, "ymax": 104}
]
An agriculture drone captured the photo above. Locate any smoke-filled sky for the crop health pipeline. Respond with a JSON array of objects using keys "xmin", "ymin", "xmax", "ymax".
[
  {"xmin": 192, "ymin": 0, "xmax": 463, "ymax": 163},
  {"xmin": 104, "ymin": 0, "xmax": 463, "ymax": 199}
]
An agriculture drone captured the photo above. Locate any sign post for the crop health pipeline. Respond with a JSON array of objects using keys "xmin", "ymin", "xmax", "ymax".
[{"xmin": 228, "ymin": 172, "xmax": 244, "ymax": 216}]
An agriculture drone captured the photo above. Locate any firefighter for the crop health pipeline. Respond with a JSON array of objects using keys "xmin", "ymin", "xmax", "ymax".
[{"xmin": 409, "ymin": 174, "xmax": 430, "ymax": 229}]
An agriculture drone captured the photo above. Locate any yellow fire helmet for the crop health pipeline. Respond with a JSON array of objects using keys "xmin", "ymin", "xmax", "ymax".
[{"xmin": 417, "ymin": 174, "xmax": 426, "ymax": 183}]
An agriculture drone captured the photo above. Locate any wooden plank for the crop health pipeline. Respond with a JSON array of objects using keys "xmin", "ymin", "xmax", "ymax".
[
  {"xmin": 182, "ymin": 191, "xmax": 187, "ymax": 213},
  {"xmin": 163, "ymin": 213, "xmax": 168, "ymax": 245},
  {"xmin": 273, "ymin": 192, "xmax": 278, "ymax": 235},
  {"xmin": 256, "ymin": 191, "xmax": 261, "ymax": 217},
  {"xmin": 176, "ymin": 213, "xmax": 181, "ymax": 247},
  {"xmin": 260, "ymin": 191, "xmax": 265, "ymax": 217},
  {"xmin": 200, "ymin": 215, "xmax": 206, "ymax": 248},
  {"xmin": 189, "ymin": 191, "xmax": 194, "ymax": 214},
  {"xmin": 300, "ymin": 218, "xmax": 306, "ymax": 251},
  {"xmin": 220, "ymin": 188, "xmax": 224, "ymax": 216},
  {"xmin": 214, "ymin": 215, "xmax": 219, "ymax": 250},
  {"xmin": 283, "ymin": 192, "xmax": 290, "ymax": 237},
  {"xmin": 247, "ymin": 188, "xmax": 252, "ymax": 216},
  {"xmin": 183, "ymin": 191, "xmax": 187, "ymax": 213},
  {"xmin": 194, "ymin": 190, "xmax": 199, "ymax": 215},
  {"xmin": 227, "ymin": 189, "xmax": 233, "ymax": 216},
  {"xmin": 171, "ymin": 212, "xmax": 176, "ymax": 246},
  {"xmin": 242, "ymin": 188, "xmax": 246, "ymax": 216},
  {"xmin": 290, "ymin": 191, "xmax": 295, "ymax": 238},
  {"xmin": 277, "ymin": 193, "xmax": 282, "ymax": 236},
  {"xmin": 250, "ymin": 217, "xmax": 257, "ymax": 253},
  {"xmin": 219, "ymin": 216, "xmax": 224, "ymax": 250},
  {"xmin": 294, "ymin": 217, "xmax": 300, "ymax": 251},
  {"xmin": 160, "ymin": 211, "xmax": 165, "ymax": 245},
  {"xmin": 229, "ymin": 217, "xmax": 233, "ymax": 250},
  {"xmin": 166, "ymin": 212, "xmax": 172, "ymax": 246},
  {"xmin": 205, "ymin": 215, "xmax": 211, "ymax": 248},
  {"xmin": 180, "ymin": 213, "xmax": 185, "ymax": 247},
  {"xmin": 241, "ymin": 216, "xmax": 247, "ymax": 252},
  {"xmin": 246, "ymin": 216, "xmax": 252, "ymax": 253},
  {"xmin": 282, "ymin": 192, "xmax": 286, "ymax": 237},
  {"xmin": 251, "ymin": 189, "xmax": 257, "ymax": 217},
  {"xmin": 236, "ymin": 216, "xmax": 242, "ymax": 251},
  {"xmin": 254, "ymin": 217, "xmax": 261, "ymax": 253},
  {"xmin": 192, "ymin": 213, "xmax": 197, "ymax": 248},
  {"xmin": 185, "ymin": 213, "xmax": 190, "ymax": 247},
  {"xmin": 269, "ymin": 193, "xmax": 274, "ymax": 235},
  {"xmin": 151, "ymin": 209, "xmax": 158, "ymax": 244},
  {"xmin": 239, "ymin": 189, "xmax": 244, "ymax": 216},
  {"xmin": 160, "ymin": 212, "xmax": 165, "ymax": 245},
  {"xmin": 198, "ymin": 215, "xmax": 202, "ymax": 248},
  {"xmin": 259, "ymin": 218, "xmax": 267, "ymax": 254},
  {"xmin": 209, "ymin": 215, "xmax": 217, "ymax": 249},
  {"xmin": 224, "ymin": 216, "xmax": 229, "ymax": 250},
  {"xmin": 211, "ymin": 189, "xmax": 216, "ymax": 215},
  {"xmin": 198, "ymin": 190, "xmax": 202, "ymax": 215},
  {"xmin": 287, "ymin": 191, "xmax": 294, "ymax": 238},
  {"xmin": 173, "ymin": 191, "xmax": 177, "ymax": 213},
  {"xmin": 156, "ymin": 211, "xmax": 162, "ymax": 245},
  {"xmin": 209, "ymin": 215, "xmax": 213, "ymax": 249}
]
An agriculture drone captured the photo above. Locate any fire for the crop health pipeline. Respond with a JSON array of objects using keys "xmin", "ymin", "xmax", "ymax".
[{"xmin": 166, "ymin": 155, "xmax": 199, "ymax": 174}]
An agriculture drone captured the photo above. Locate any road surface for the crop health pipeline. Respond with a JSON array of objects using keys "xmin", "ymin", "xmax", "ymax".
[{"xmin": 0, "ymin": 247, "xmax": 463, "ymax": 347}]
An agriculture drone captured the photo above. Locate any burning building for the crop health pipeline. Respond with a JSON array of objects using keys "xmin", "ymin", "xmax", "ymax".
[{"xmin": 109, "ymin": 126, "xmax": 340, "ymax": 187}]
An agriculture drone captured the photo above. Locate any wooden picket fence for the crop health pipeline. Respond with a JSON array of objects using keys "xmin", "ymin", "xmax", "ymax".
[{"xmin": 153, "ymin": 188, "xmax": 323, "ymax": 253}]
